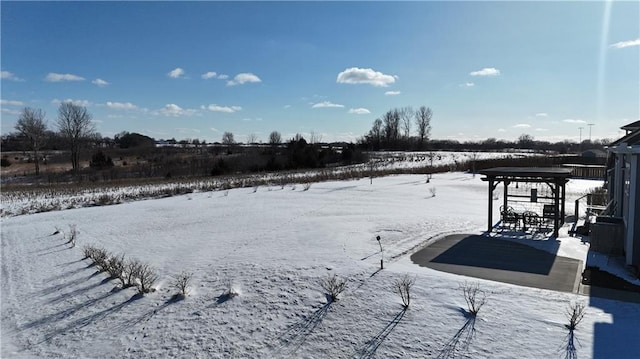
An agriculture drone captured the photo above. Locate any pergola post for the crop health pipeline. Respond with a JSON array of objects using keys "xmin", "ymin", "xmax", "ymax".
[
  {"xmin": 487, "ymin": 178, "xmax": 494, "ymax": 232},
  {"xmin": 553, "ymin": 181, "xmax": 560, "ymax": 237},
  {"xmin": 503, "ymin": 180, "xmax": 509, "ymax": 211},
  {"xmin": 561, "ymin": 181, "xmax": 566, "ymax": 224}
]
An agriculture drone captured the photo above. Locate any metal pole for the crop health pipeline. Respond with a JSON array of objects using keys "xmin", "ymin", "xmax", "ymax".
[
  {"xmin": 588, "ymin": 123, "xmax": 594, "ymax": 142},
  {"xmin": 376, "ymin": 236, "xmax": 383, "ymax": 269},
  {"xmin": 578, "ymin": 127, "xmax": 583, "ymax": 143}
]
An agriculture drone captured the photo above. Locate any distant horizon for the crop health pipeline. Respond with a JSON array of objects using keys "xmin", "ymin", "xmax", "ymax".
[{"xmin": 1, "ymin": 1, "xmax": 638, "ymax": 144}]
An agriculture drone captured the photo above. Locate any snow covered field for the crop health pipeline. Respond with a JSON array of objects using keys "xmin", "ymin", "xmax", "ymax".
[
  {"xmin": 2, "ymin": 172, "xmax": 639, "ymax": 358},
  {"xmin": 0, "ymin": 150, "xmax": 535, "ymax": 218}
]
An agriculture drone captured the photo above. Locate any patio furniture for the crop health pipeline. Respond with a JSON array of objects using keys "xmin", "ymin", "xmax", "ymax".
[
  {"xmin": 522, "ymin": 211, "xmax": 542, "ymax": 231},
  {"xmin": 500, "ymin": 206, "xmax": 520, "ymax": 230}
]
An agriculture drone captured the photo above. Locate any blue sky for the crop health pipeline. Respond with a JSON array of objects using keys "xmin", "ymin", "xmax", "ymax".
[{"xmin": 1, "ymin": 1, "xmax": 638, "ymax": 144}]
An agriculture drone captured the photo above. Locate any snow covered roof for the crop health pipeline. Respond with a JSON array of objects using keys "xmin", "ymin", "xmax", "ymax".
[
  {"xmin": 621, "ymin": 120, "xmax": 640, "ymax": 132},
  {"xmin": 479, "ymin": 167, "xmax": 573, "ymax": 179},
  {"xmin": 609, "ymin": 128, "xmax": 640, "ymax": 147}
]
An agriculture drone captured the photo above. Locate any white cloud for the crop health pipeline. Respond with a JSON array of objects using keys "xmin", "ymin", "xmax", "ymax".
[
  {"xmin": 535, "ymin": 128, "xmax": 549, "ymax": 132},
  {"xmin": 210, "ymin": 127, "xmax": 220, "ymax": 133},
  {"xmin": 283, "ymin": 105, "xmax": 291, "ymax": 109},
  {"xmin": 201, "ymin": 71, "xmax": 218, "ymax": 79},
  {"xmin": 168, "ymin": 67, "xmax": 186, "ymax": 78},
  {"xmin": 106, "ymin": 101, "xmax": 137, "ymax": 110},
  {"xmin": 469, "ymin": 67, "xmax": 500, "ymax": 76},
  {"xmin": 312, "ymin": 101, "xmax": 344, "ymax": 109},
  {"xmin": 535, "ymin": 113, "xmax": 548, "ymax": 117},
  {"xmin": 45, "ymin": 72, "xmax": 85, "ymax": 82},
  {"xmin": 563, "ymin": 118, "xmax": 587, "ymax": 124},
  {"xmin": 336, "ymin": 67, "xmax": 396, "ymax": 87},
  {"xmin": 610, "ymin": 38, "xmax": 640, "ymax": 49},
  {"xmin": 227, "ymin": 72, "xmax": 262, "ymax": 86},
  {"xmin": 384, "ymin": 91, "xmax": 401, "ymax": 96},
  {"xmin": 513, "ymin": 123, "xmax": 531, "ymax": 128},
  {"xmin": 460, "ymin": 82, "xmax": 475, "ymax": 87},
  {"xmin": 348, "ymin": 108, "xmax": 371, "ymax": 115},
  {"xmin": 52, "ymin": 98, "xmax": 92, "ymax": 107},
  {"xmin": 158, "ymin": 104, "xmax": 197, "ymax": 117},
  {"xmin": 497, "ymin": 128, "xmax": 506, "ymax": 132},
  {"xmin": 1, "ymin": 71, "xmax": 24, "ymax": 81},
  {"xmin": 92, "ymin": 78, "xmax": 109, "ymax": 87},
  {"xmin": 0, "ymin": 99, "xmax": 25, "ymax": 106},
  {"xmin": 1, "ymin": 108, "xmax": 21, "ymax": 115},
  {"xmin": 218, "ymin": 74, "xmax": 229, "ymax": 80},
  {"xmin": 205, "ymin": 104, "xmax": 242, "ymax": 113}
]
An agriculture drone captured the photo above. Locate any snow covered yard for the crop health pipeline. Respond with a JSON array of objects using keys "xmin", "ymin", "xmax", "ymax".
[{"xmin": 2, "ymin": 173, "xmax": 638, "ymax": 358}]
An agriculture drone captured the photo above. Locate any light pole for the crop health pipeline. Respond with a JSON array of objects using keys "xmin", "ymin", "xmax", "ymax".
[
  {"xmin": 588, "ymin": 123, "xmax": 594, "ymax": 142},
  {"xmin": 578, "ymin": 127, "xmax": 583, "ymax": 143},
  {"xmin": 376, "ymin": 235, "xmax": 383, "ymax": 269}
]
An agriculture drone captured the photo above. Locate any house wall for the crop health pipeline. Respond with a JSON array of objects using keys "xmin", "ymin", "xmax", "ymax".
[{"xmin": 630, "ymin": 154, "xmax": 640, "ymax": 266}]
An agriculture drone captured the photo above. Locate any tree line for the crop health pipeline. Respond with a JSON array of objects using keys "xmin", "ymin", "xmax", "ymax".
[
  {"xmin": 2, "ymin": 104, "xmax": 364, "ymax": 178},
  {"xmin": 359, "ymin": 106, "xmax": 433, "ymax": 151},
  {"xmin": 4, "ymin": 102, "xmax": 609, "ymax": 178},
  {"xmin": 357, "ymin": 105, "xmax": 608, "ymax": 153},
  {"xmin": 10, "ymin": 103, "xmax": 97, "ymax": 175}
]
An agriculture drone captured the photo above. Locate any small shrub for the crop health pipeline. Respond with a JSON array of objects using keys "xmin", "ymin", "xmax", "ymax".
[
  {"xmin": 82, "ymin": 245, "xmax": 96, "ymax": 260},
  {"xmin": 90, "ymin": 248, "xmax": 110, "ymax": 272},
  {"xmin": 565, "ymin": 301, "xmax": 586, "ymax": 330},
  {"xmin": 393, "ymin": 274, "xmax": 416, "ymax": 308},
  {"xmin": 303, "ymin": 183, "xmax": 312, "ymax": 191},
  {"xmin": 461, "ymin": 282, "xmax": 486, "ymax": 316},
  {"xmin": 106, "ymin": 254, "xmax": 126, "ymax": 286},
  {"xmin": 89, "ymin": 150, "xmax": 114, "ymax": 168},
  {"xmin": 429, "ymin": 187, "xmax": 436, "ymax": 197},
  {"xmin": 223, "ymin": 190, "xmax": 229, "ymax": 197},
  {"xmin": 172, "ymin": 271, "xmax": 194, "ymax": 297},
  {"xmin": 253, "ymin": 185, "xmax": 259, "ymax": 193},
  {"xmin": 66, "ymin": 224, "xmax": 78, "ymax": 247},
  {"xmin": 124, "ymin": 259, "xmax": 143, "ymax": 288},
  {"xmin": 135, "ymin": 263, "xmax": 158, "ymax": 294},
  {"xmin": 319, "ymin": 273, "xmax": 348, "ymax": 302}
]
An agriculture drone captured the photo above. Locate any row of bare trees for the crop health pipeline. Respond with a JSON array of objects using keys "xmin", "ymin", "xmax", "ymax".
[
  {"xmin": 363, "ymin": 106, "xmax": 433, "ymax": 150},
  {"xmin": 14, "ymin": 102, "xmax": 96, "ymax": 175}
]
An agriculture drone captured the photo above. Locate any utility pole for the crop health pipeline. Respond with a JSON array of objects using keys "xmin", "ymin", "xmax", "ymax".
[
  {"xmin": 588, "ymin": 123, "xmax": 594, "ymax": 142},
  {"xmin": 578, "ymin": 127, "xmax": 583, "ymax": 143}
]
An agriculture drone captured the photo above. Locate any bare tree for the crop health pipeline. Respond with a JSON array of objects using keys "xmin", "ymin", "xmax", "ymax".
[
  {"xmin": 319, "ymin": 273, "xmax": 348, "ymax": 302},
  {"xmin": 368, "ymin": 118, "xmax": 383, "ymax": 149},
  {"xmin": 393, "ymin": 274, "xmax": 416, "ymax": 308},
  {"xmin": 222, "ymin": 131, "xmax": 235, "ymax": 149},
  {"xmin": 415, "ymin": 106, "xmax": 432, "ymax": 149},
  {"xmin": 565, "ymin": 301, "xmax": 586, "ymax": 331},
  {"xmin": 400, "ymin": 106, "xmax": 413, "ymax": 139},
  {"xmin": 269, "ymin": 130, "xmax": 282, "ymax": 146},
  {"xmin": 56, "ymin": 102, "xmax": 96, "ymax": 172},
  {"xmin": 383, "ymin": 109, "xmax": 400, "ymax": 146},
  {"xmin": 172, "ymin": 271, "xmax": 194, "ymax": 297},
  {"xmin": 246, "ymin": 133, "xmax": 258, "ymax": 145},
  {"xmin": 135, "ymin": 263, "xmax": 158, "ymax": 294},
  {"xmin": 15, "ymin": 107, "xmax": 47, "ymax": 175},
  {"xmin": 461, "ymin": 282, "xmax": 486, "ymax": 317},
  {"xmin": 309, "ymin": 130, "xmax": 323, "ymax": 144}
]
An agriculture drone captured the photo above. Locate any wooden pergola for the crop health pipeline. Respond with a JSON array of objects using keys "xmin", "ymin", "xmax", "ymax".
[{"xmin": 480, "ymin": 167, "xmax": 573, "ymax": 237}]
